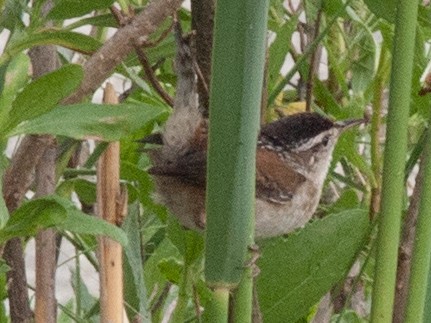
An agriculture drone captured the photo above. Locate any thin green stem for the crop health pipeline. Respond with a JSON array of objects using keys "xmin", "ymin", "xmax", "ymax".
[
  {"xmin": 370, "ymin": 1, "xmax": 420, "ymax": 322},
  {"xmin": 204, "ymin": 288, "xmax": 230, "ymax": 323},
  {"xmin": 171, "ymin": 268, "xmax": 189, "ymax": 323},
  {"xmin": 267, "ymin": 0, "xmax": 352, "ymax": 106},
  {"xmin": 230, "ymin": 266, "xmax": 254, "ymax": 322},
  {"xmin": 404, "ymin": 130, "xmax": 431, "ymax": 322},
  {"xmin": 369, "ymin": 46, "xmax": 390, "ymax": 220}
]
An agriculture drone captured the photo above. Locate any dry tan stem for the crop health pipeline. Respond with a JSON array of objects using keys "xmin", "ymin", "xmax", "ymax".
[
  {"xmin": 97, "ymin": 83, "xmax": 125, "ymax": 322},
  {"xmin": 305, "ymin": 9, "xmax": 323, "ymax": 112}
]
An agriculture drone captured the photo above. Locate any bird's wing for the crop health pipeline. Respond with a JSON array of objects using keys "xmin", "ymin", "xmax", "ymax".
[
  {"xmin": 148, "ymin": 148, "xmax": 207, "ymax": 186},
  {"xmin": 256, "ymin": 148, "xmax": 306, "ymax": 204}
]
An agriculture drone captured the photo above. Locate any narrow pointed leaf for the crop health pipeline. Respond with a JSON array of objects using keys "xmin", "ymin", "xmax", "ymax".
[
  {"xmin": 10, "ymin": 103, "xmax": 167, "ymax": 141},
  {"xmin": 0, "ymin": 31, "xmax": 101, "ymax": 65},
  {"xmin": 0, "ymin": 53, "xmax": 30, "ymax": 120},
  {"xmin": 48, "ymin": 0, "xmax": 115, "ymax": 20},
  {"xmin": 0, "ymin": 198, "xmax": 68, "ymax": 243},
  {"xmin": 7, "ymin": 64, "xmax": 83, "ymax": 130},
  {"xmin": 123, "ymin": 206, "xmax": 151, "ymax": 321},
  {"xmin": 58, "ymin": 209, "xmax": 128, "ymax": 246}
]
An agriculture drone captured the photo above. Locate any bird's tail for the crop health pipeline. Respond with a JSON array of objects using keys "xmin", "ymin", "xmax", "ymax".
[{"xmin": 161, "ymin": 18, "xmax": 203, "ymax": 156}]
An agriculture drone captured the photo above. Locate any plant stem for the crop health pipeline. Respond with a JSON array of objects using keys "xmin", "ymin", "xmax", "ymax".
[
  {"xmin": 205, "ymin": 288, "xmax": 230, "ymax": 323},
  {"xmin": 369, "ymin": 46, "xmax": 390, "ymax": 220},
  {"xmin": 370, "ymin": 1, "xmax": 420, "ymax": 322},
  {"xmin": 97, "ymin": 83, "xmax": 124, "ymax": 322},
  {"xmin": 404, "ymin": 130, "xmax": 431, "ymax": 321},
  {"xmin": 205, "ymin": 0, "xmax": 268, "ymax": 289},
  {"xmin": 230, "ymin": 267, "xmax": 254, "ymax": 323},
  {"xmin": 267, "ymin": 0, "xmax": 351, "ymax": 106},
  {"xmin": 204, "ymin": 0, "xmax": 268, "ymax": 319}
]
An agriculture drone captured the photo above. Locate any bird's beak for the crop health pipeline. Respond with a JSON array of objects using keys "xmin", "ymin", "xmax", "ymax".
[{"xmin": 335, "ymin": 118, "xmax": 367, "ymax": 131}]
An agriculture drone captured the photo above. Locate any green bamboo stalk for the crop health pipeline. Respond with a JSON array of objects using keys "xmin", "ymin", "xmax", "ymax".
[
  {"xmin": 404, "ymin": 130, "xmax": 431, "ymax": 322},
  {"xmin": 204, "ymin": 0, "xmax": 268, "ymax": 320},
  {"xmin": 204, "ymin": 288, "xmax": 230, "ymax": 323},
  {"xmin": 370, "ymin": 1, "xmax": 420, "ymax": 322},
  {"xmin": 230, "ymin": 267, "xmax": 254, "ymax": 322}
]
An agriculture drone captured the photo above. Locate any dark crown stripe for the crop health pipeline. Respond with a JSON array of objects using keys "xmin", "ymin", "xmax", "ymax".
[{"xmin": 259, "ymin": 112, "xmax": 333, "ymax": 149}]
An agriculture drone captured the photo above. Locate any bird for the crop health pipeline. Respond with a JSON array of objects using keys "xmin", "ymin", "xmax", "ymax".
[{"xmin": 143, "ymin": 22, "xmax": 365, "ymax": 239}]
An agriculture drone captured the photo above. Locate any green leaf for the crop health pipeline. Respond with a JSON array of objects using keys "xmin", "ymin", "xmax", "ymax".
[
  {"xmin": 350, "ymin": 21, "xmax": 377, "ymax": 94},
  {"xmin": 0, "ymin": 163, "xmax": 9, "ymax": 230},
  {"xmin": 325, "ymin": 189, "xmax": 360, "ymax": 214},
  {"xmin": 0, "ymin": 194, "xmax": 8, "ymax": 231},
  {"xmin": 11, "ymin": 103, "xmax": 167, "ymax": 141},
  {"xmin": 123, "ymin": 205, "xmax": 151, "ymax": 321},
  {"xmin": 7, "ymin": 64, "xmax": 83, "ymax": 131},
  {"xmin": 334, "ymin": 131, "xmax": 376, "ymax": 187},
  {"xmin": 58, "ymin": 209, "xmax": 128, "ymax": 246},
  {"xmin": 0, "ymin": 52, "xmax": 30, "ymax": 120},
  {"xmin": 73, "ymin": 178, "xmax": 97, "ymax": 205},
  {"xmin": 144, "ymin": 239, "xmax": 181, "ymax": 298},
  {"xmin": 256, "ymin": 209, "xmax": 370, "ymax": 322},
  {"xmin": 65, "ymin": 14, "xmax": 118, "ymax": 30},
  {"xmin": 48, "ymin": 0, "xmax": 115, "ymax": 20},
  {"xmin": 313, "ymin": 79, "xmax": 342, "ymax": 117},
  {"xmin": 167, "ymin": 218, "xmax": 204, "ymax": 264},
  {"xmin": 332, "ymin": 310, "xmax": 368, "ymax": 323},
  {"xmin": 158, "ymin": 258, "xmax": 183, "ymax": 284},
  {"xmin": 0, "ymin": 197, "xmax": 68, "ymax": 243},
  {"xmin": 70, "ymin": 269, "xmax": 99, "ymax": 317},
  {"xmin": 0, "ymin": 31, "xmax": 101, "ymax": 65},
  {"xmin": 0, "ymin": 194, "xmax": 128, "ymax": 245},
  {"xmin": 363, "ymin": 0, "xmax": 396, "ymax": 23},
  {"xmin": 0, "ymin": 0, "xmax": 26, "ymax": 31},
  {"xmin": 322, "ymin": 0, "xmax": 345, "ymax": 17}
]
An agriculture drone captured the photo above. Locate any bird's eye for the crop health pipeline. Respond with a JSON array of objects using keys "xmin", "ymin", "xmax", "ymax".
[{"xmin": 321, "ymin": 136, "xmax": 329, "ymax": 147}]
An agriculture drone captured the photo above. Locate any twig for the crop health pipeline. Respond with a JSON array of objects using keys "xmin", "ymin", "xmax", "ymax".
[
  {"xmin": 34, "ymin": 140, "xmax": 58, "ymax": 323},
  {"xmin": 192, "ymin": 284, "xmax": 202, "ymax": 322},
  {"xmin": 393, "ymin": 157, "xmax": 425, "ymax": 322},
  {"xmin": 110, "ymin": 6, "xmax": 129, "ymax": 26},
  {"xmin": 142, "ymin": 19, "xmax": 174, "ymax": 48},
  {"xmin": 305, "ymin": 9, "xmax": 323, "ymax": 112},
  {"xmin": 297, "ymin": 22, "xmax": 307, "ymax": 55},
  {"xmin": 193, "ymin": 60, "xmax": 209, "ymax": 96},
  {"xmin": 2, "ymin": 135, "xmax": 53, "ymax": 321},
  {"xmin": 63, "ymin": 0, "xmax": 184, "ymax": 105},
  {"xmin": 118, "ymin": 84, "xmax": 136, "ymax": 102},
  {"xmin": 286, "ymin": 0, "xmax": 296, "ymax": 13},
  {"xmin": 134, "ymin": 44, "xmax": 174, "ymax": 107},
  {"xmin": 191, "ymin": 0, "xmax": 214, "ymax": 114},
  {"xmin": 29, "ymin": 9, "xmax": 61, "ymax": 321},
  {"xmin": 151, "ymin": 282, "xmax": 172, "ymax": 315}
]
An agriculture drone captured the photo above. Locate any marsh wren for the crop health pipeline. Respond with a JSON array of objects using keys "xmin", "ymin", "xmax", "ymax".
[{"xmin": 144, "ymin": 23, "xmax": 365, "ymax": 239}]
